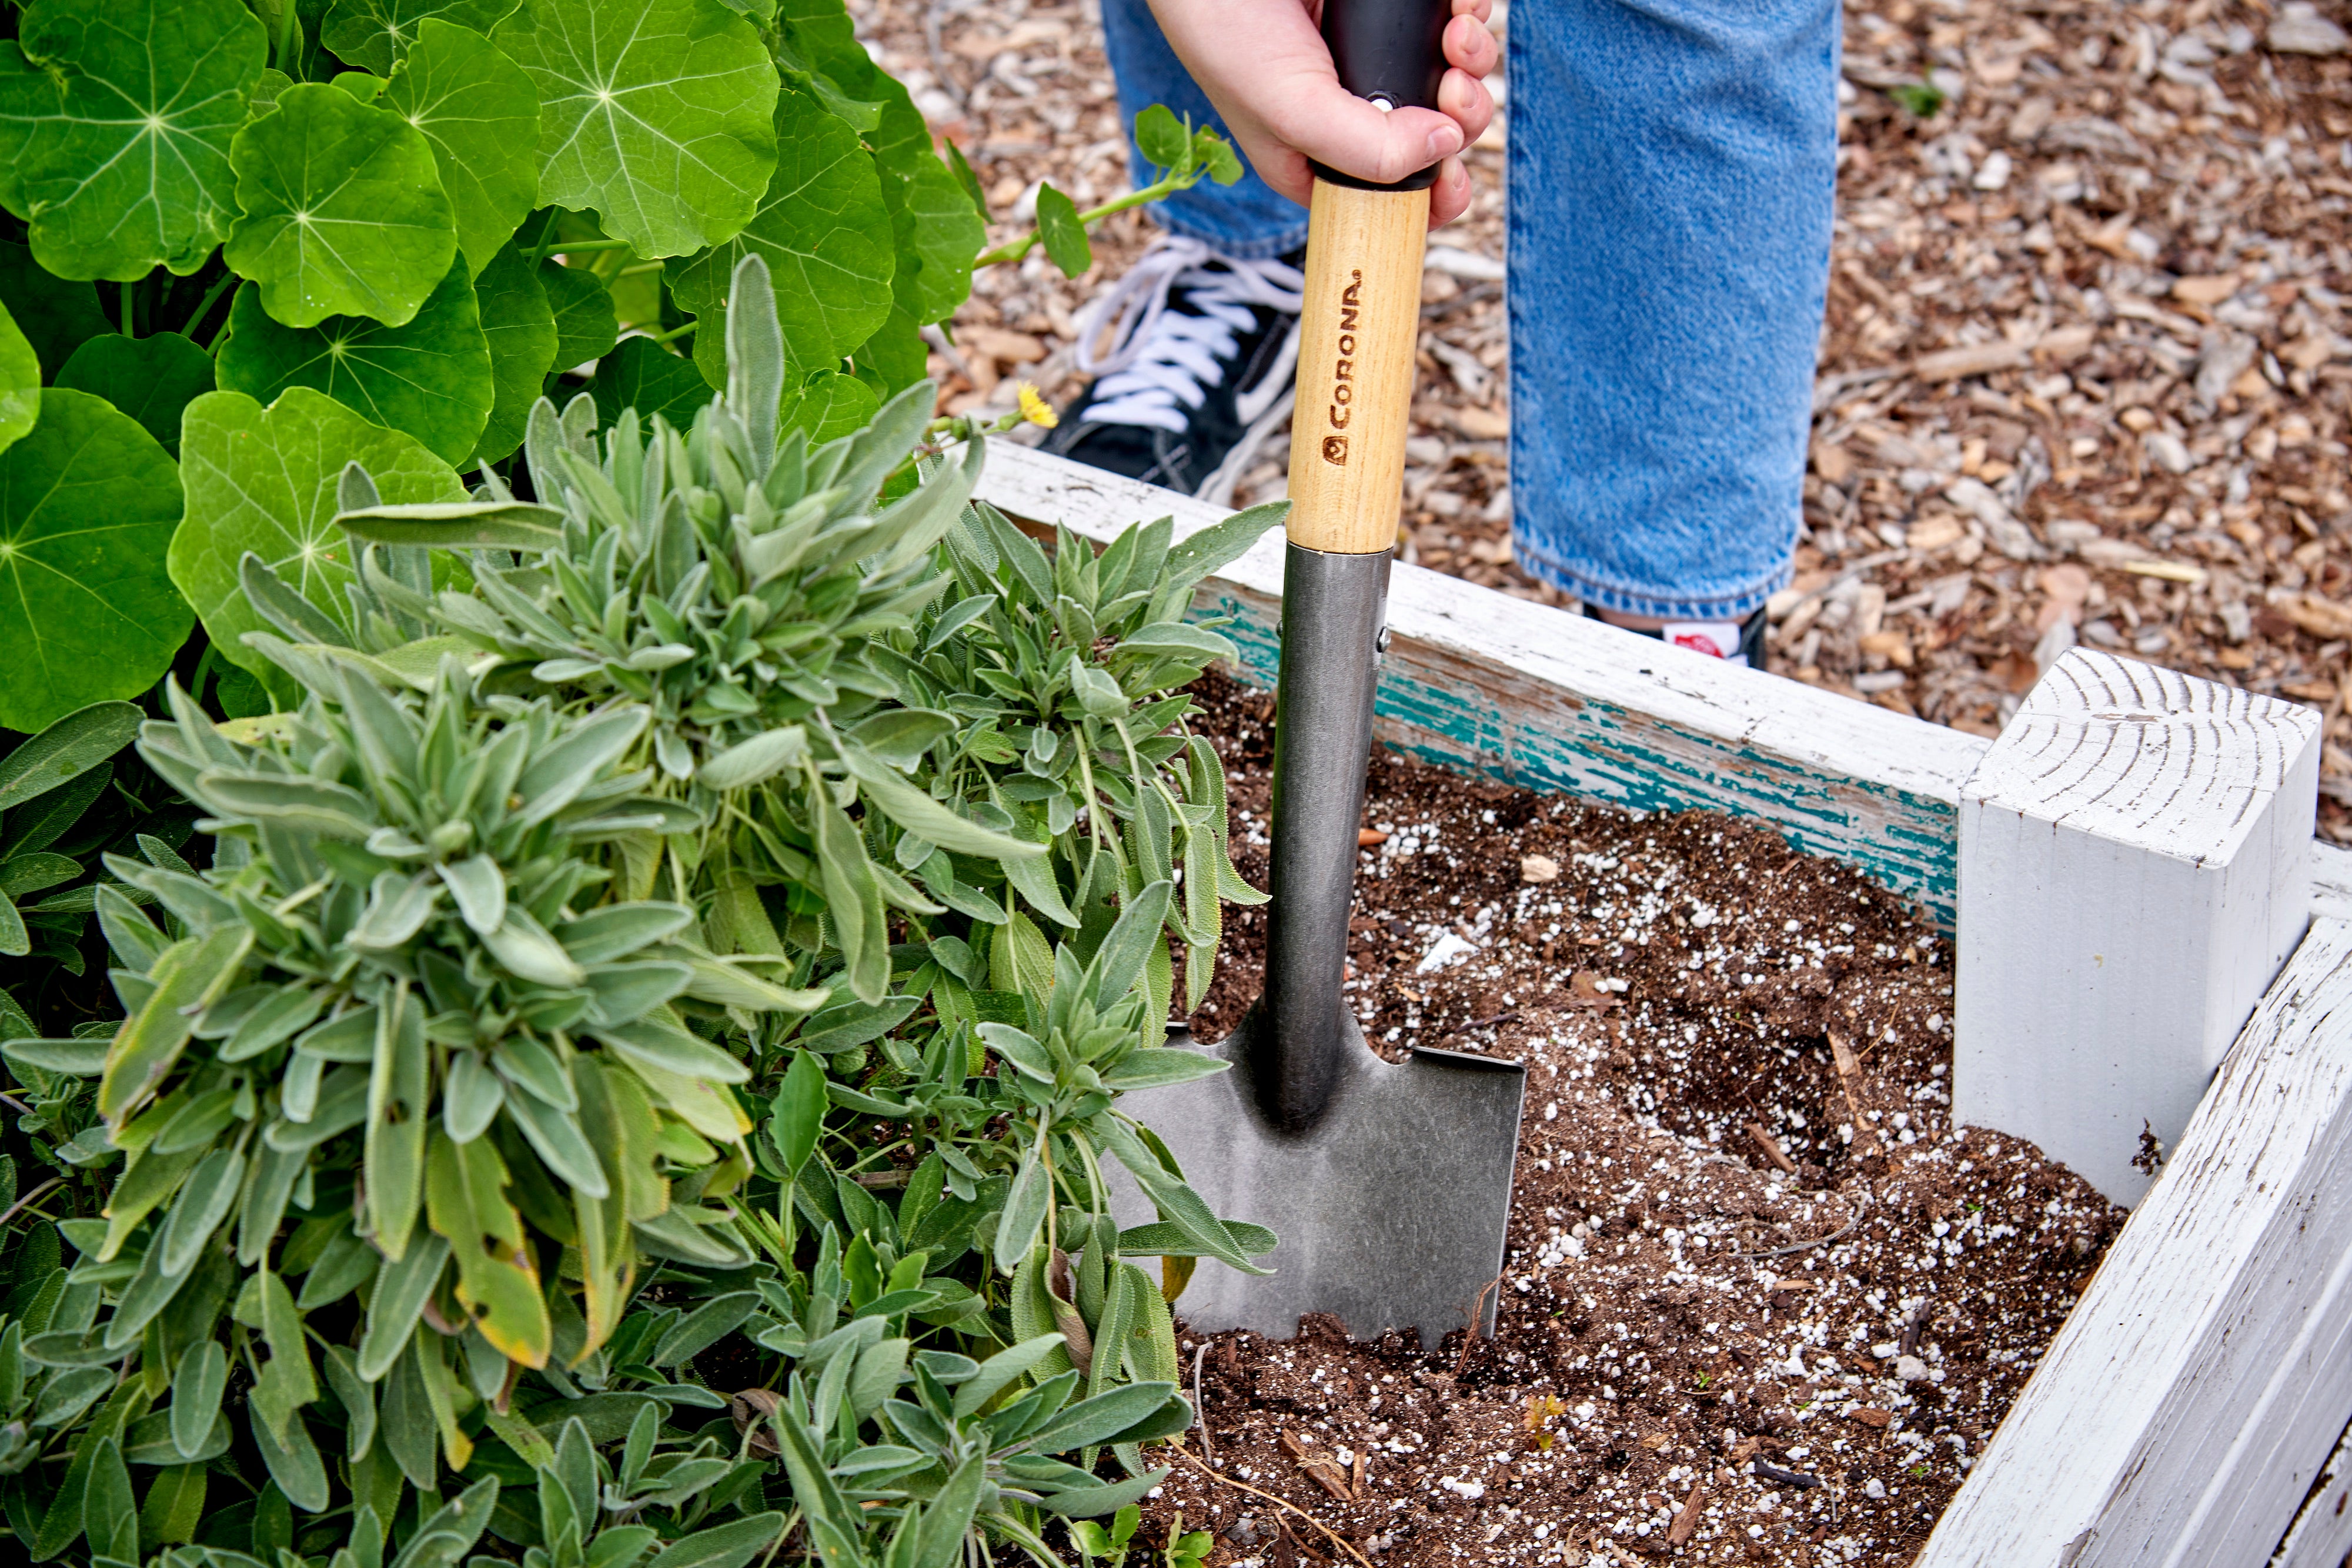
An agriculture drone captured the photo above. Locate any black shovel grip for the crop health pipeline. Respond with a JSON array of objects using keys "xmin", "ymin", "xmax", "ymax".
[{"xmin": 1310, "ymin": 0, "xmax": 1450, "ymax": 193}]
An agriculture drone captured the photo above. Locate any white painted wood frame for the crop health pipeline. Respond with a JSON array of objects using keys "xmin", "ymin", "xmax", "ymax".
[
  {"xmin": 976, "ymin": 442, "xmax": 2352, "ymax": 1564},
  {"xmin": 2271, "ymin": 1415, "xmax": 2352, "ymax": 1567},
  {"xmin": 975, "ymin": 441, "xmax": 2349, "ymax": 930},
  {"xmin": 1918, "ymin": 919, "xmax": 2352, "ymax": 1567},
  {"xmin": 1955, "ymin": 647, "xmax": 2322, "ymax": 1206}
]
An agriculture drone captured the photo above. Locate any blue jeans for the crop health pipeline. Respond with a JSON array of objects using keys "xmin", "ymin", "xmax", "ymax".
[{"xmin": 1100, "ymin": 0, "xmax": 1839, "ymax": 621}]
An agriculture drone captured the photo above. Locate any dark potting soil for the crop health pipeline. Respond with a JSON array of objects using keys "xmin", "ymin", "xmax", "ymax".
[{"xmin": 1140, "ymin": 671, "xmax": 2124, "ymax": 1568}]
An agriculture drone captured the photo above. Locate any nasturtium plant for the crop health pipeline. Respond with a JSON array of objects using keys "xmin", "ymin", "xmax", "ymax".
[
  {"xmin": 667, "ymin": 83, "xmax": 895, "ymax": 387},
  {"xmin": 380, "ymin": 18, "xmax": 542, "ymax": 278},
  {"xmin": 0, "ymin": 300, "xmax": 36, "ymax": 456},
  {"xmin": 222, "ymin": 82, "xmax": 458, "ymax": 327},
  {"xmin": 320, "ymin": 0, "xmax": 519, "ymax": 80},
  {"xmin": 589, "ymin": 336, "xmax": 719, "ymax": 435},
  {"xmin": 0, "ymin": 0, "xmax": 266, "ymax": 280},
  {"xmin": 171, "ymin": 386, "xmax": 465, "ymax": 699},
  {"xmin": 0, "ymin": 240, "xmax": 108, "ymax": 376},
  {"xmin": 218, "ymin": 263, "xmax": 496, "ymax": 464},
  {"xmin": 52, "ymin": 332, "xmax": 215, "ymax": 456},
  {"xmin": 0, "ymin": 0, "xmax": 1245, "ymax": 737},
  {"xmin": 0, "ymin": 390, "xmax": 188, "ymax": 731},
  {"xmin": 492, "ymin": 0, "xmax": 779, "ymax": 261},
  {"xmin": 540, "ymin": 251, "xmax": 620, "ymax": 369},
  {"xmin": 471, "ymin": 239, "xmax": 562, "ymax": 464}
]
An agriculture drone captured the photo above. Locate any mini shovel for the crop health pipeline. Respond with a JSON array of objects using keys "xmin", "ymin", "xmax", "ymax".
[{"xmin": 1118, "ymin": 0, "xmax": 1526, "ymax": 1349}]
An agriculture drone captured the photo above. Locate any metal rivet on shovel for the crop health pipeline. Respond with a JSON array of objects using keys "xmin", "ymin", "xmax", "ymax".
[{"xmin": 1115, "ymin": 0, "xmax": 1526, "ymax": 1350}]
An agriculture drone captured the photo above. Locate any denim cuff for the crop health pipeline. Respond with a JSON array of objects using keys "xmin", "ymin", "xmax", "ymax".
[{"xmin": 1510, "ymin": 530, "xmax": 1792, "ymax": 623}]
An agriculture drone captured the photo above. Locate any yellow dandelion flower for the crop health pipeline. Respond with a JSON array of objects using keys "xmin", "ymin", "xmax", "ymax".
[{"xmin": 1017, "ymin": 382, "xmax": 1058, "ymax": 429}]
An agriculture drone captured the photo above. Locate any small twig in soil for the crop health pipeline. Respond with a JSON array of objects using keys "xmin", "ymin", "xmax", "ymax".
[
  {"xmin": 1746, "ymin": 1120, "xmax": 1798, "ymax": 1175},
  {"xmin": 1464, "ymin": 1009, "xmax": 1518, "ymax": 1031},
  {"xmin": 1453, "ymin": 1271, "xmax": 1509, "ymax": 1376},
  {"xmin": 1740, "ymin": 1211, "xmax": 1862, "ymax": 1260},
  {"xmin": 1753, "ymin": 1459, "xmax": 1823, "ymax": 1490},
  {"xmin": 1192, "ymin": 1342, "xmax": 1214, "ymax": 1466},
  {"xmin": 1165, "ymin": 1445, "xmax": 1375, "ymax": 1568},
  {"xmin": 1900, "ymin": 1300, "xmax": 1929, "ymax": 1359}
]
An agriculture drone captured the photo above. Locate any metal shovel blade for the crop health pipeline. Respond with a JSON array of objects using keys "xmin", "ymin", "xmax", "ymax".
[{"xmin": 1115, "ymin": 1008, "xmax": 1525, "ymax": 1348}]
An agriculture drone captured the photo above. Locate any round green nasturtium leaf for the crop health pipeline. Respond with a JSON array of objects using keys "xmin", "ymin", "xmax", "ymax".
[
  {"xmin": 469, "ymin": 240, "xmax": 556, "ymax": 465},
  {"xmin": 0, "ymin": 0, "xmax": 266, "ymax": 282},
  {"xmin": 382, "ymin": 20, "xmax": 539, "ymax": 279},
  {"xmin": 222, "ymin": 82, "xmax": 459, "ymax": 329},
  {"xmin": 898, "ymin": 153, "xmax": 985, "ymax": 324},
  {"xmin": 171, "ymin": 386, "xmax": 465, "ymax": 694},
  {"xmin": 0, "ymin": 389, "xmax": 189, "ymax": 733},
  {"xmin": 320, "ymin": 0, "xmax": 519, "ymax": 76},
  {"xmin": 0, "ymin": 240, "xmax": 111, "ymax": 375},
  {"xmin": 779, "ymin": 369, "xmax": 878, "ymax": 447},
  {"xmin": 54, "ymin": 332, "xmax": 216, "ymax": 456},
  {"xmin": 1033, "ymin": 185, "xmax": 1090, "ymax": 282},
  {"xmin": 669, "ymin": 83, "xmax": 892, "ymax": 383},
  {"xmin": 0, "ymin": 300, "xmax": 36, "ymax": 457},
  {"xmin": 540, "ymin": 256, "xmax": 618, "ymax": 372},
  {"xmin": 493, "ymin": 0, "xmax": 777, "ymax": 260},
  {"xmin": 216, "ymin": 264, "xmax": 493, "ymax": 466},
  {"xmin": 590, "ymin": 336, "xmax": 711, "ymax": 433}
]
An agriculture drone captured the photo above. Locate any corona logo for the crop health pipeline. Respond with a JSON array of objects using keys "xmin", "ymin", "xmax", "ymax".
[{"xmin": 1327, "ymin": 269, "xmax": 1362, "ymax": 434}]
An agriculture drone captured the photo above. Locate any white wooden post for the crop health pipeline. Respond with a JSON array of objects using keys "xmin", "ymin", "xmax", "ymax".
[
  {"xmin": 1919, "ymin": 919, "xmax": 2352, "ymax": 1566},
  {"xmin": 1955, "ymin": 646, "xmax": 2322, "ymax": 1205}
]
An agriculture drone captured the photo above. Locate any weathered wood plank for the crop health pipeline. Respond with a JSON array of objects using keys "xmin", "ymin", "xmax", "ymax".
[
  {"xmin": 1956, "ymin": 647, "xmax": 2323, "ymax": 1203},
  {"xmin": 2269, "ymin": 1413, "xmax": 2352, "ymax": 1566},
  {"xmin": 2317, "ymin": 840, "xmax": 2352, "ymax": 924},
  {"xmin": 975, "ymin": 443, "xmax": 2352, "ymax": 934},
  {"xmin": 977, "ymin": 441, "xmax": 1985, "ymax": 922},
  {"xmin": 1918, "ymin": 918, "xmax": 2352, "ymax": 1567}
]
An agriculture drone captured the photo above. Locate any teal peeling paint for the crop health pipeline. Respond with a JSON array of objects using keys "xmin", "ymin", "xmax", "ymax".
[{"xmin": 1197, "ymin": 590, "xmax": 1961, "ymax": 927}]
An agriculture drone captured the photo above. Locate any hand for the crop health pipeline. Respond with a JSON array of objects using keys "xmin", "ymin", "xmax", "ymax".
[{"xmin": 1142, "ymin": 0, "xmax": 1499, "ymax": 226}]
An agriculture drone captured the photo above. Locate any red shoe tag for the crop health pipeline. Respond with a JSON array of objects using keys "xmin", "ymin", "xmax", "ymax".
[{"xmin": 1662, "ymin": 623, "xmax": 1748, "ymax": 666}]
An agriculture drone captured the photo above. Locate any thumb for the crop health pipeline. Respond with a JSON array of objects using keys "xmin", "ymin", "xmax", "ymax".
[{"xmin": 1270, "ymin": 78, "xmax": 1464, "ymax": 188}]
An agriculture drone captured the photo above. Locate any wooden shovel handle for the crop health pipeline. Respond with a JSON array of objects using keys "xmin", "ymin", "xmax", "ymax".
[{"xmin": 1283, "ymin": 179, "xmax": 1429, "ymax": 556}]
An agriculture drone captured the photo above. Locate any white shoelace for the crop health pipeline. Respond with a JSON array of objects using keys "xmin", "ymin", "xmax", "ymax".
[{"xmin": 1071, "ymin": 237, "xmax": 1305, "ymax": 434}]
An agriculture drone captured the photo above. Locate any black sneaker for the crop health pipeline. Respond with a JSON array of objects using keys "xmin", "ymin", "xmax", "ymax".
[
  {"xmin": 1046, "ymin": 237, "xmax": 1304, "ymax": 503},
  {"xmin": 1580, "ymin": 602, "xmax": 1770, "ymax": 671}
]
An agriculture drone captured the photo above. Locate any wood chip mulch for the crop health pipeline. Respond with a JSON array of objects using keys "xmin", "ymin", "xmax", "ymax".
[{"xmin": 855, "ymin": 0, "xmax": 2352, "ymax": 845}]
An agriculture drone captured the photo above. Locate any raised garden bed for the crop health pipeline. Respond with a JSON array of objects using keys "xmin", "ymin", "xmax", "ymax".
[
  {"xmin": 1150, "ymin": 671, "xmax": 2120, "ymax": 1566},
  {"xmin": 976, "ymin": 440, "xmax": 2352, "ymax": 1566}
]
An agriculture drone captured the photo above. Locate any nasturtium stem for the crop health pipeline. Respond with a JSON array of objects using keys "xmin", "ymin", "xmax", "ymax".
[
  {"xmin": 972, "ymin": 169, "xmax": 1201, "ymax": 270},
  {"xmin": 275, "ymin": 0, "xmax": 301, "ymax": 77},
  {"xmin": 183, "ymin": 270, "xmax": 238, "ymax": 342},
  {"xmin": 643, "ymin": 320, "xmax": 696, "ymax": 346},
  {"xmin": 540, "ymin": 238, "xmax": 637, "ymax": 259},
  {"xmin": 119, "ymin": 282, "xmax": 135, "ymax": 338}
]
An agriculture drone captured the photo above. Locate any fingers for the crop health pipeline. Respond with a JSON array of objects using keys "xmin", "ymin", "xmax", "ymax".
[
  {"xmin": 1437, "ymin": 67, "xmax": 1494, "ymax": 145},
  {"xmin": 1428, "ymin": 155, "xmax": 1472, "ymax": 227},
  {"xmin": 1270, "ymin": 80, "xmax": 1464, "ymax": 186},
  {"xmin": 1444, "ymin": 11, "xmax": 1499, "ymax": 78},
  {"xmin": 1450, "ymin": 0, "xmax": 1493, "ymax": 22}
]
